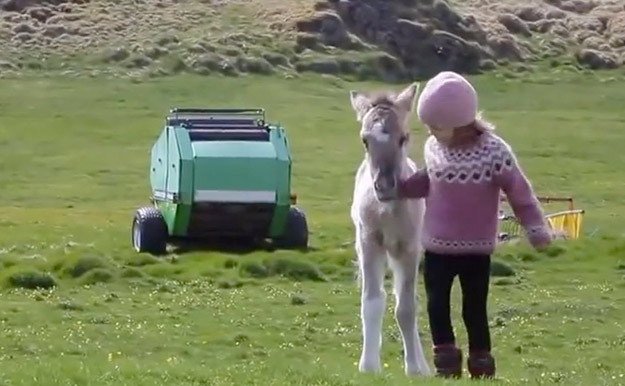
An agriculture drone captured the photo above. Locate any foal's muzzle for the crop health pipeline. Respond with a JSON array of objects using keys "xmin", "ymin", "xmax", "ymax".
[{"xmin": 373, "ymin": 175, "xmax": 398, "ymax": 202}]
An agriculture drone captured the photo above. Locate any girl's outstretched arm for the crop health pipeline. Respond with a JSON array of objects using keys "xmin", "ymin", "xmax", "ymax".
[{"xmin": 495, "ymin": 143, "xmax": 552, "ymax": 249}]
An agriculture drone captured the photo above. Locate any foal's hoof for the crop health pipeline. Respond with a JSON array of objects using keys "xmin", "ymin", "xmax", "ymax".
[
  {"xmin": 404, "ymin": 362, "xmax": 432, "ymax": 377},
  {"xmin": 405, "ymin": 362, "xmax": 432, "ymax": 376},
  {"xmin": 358, "ymin": 358, "xmax": 382, "ymax": 373}
]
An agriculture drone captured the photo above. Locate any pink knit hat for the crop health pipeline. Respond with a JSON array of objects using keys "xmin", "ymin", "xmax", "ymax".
[{"xmin": 417, "ymin": 71, "xmax": 478, "ymax": 130}]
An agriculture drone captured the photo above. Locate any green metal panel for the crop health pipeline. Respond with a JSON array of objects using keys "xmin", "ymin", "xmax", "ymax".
[
  {"xmin": 166, "ymin": 128, "xmax": 181, "ymax": 195},
  {"xmin": 149, "ymin": 128, "xmax": 177, "ymax": 234},
  {"xmin": 155, "ymin": 199, "xmax": 177, "ymax": 233},
  {"xmin": 191, "ymin": 141, "xmax": 279, "ymax": 191},
  {"xmin": 156, "ymin": 127, "xmax": 178, "ymax": 234},
  {"xmin": 173, "ymin": 127, "xmax": 195, "ymax": 204},
  {"xmin": 267, "ymin": 125, "xmax": 292, "ymax": 237},
  {"xmin": 149, "ymin": 129, "xmax": 168, "ymax": 197},
  {"xmin": 164, "ymin": 127, "xmax": 193, "ymax": 236},
  {"xmin": 172, "ymin": 127, "xmax": 194, "ymax": 236},
  {"xmin": 154, "ymin": 127, "xmax": 194, "ymax": 236}
]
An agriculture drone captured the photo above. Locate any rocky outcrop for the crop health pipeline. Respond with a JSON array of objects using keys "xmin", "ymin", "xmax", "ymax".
[
  {"xmin": 0, "ymin": 0, "xmax": 86, "ymax": 12},
  {"xmin": 294, "ymin": 0, "xmax": 524, "ymax": 80},
  {"xmin": 295, "ymin": 0, "xmax": 625, "ymax": 80}
]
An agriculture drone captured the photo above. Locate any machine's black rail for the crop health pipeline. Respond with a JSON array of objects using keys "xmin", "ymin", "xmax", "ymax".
[
  {"xmin": 187, "ymin": 128, "xmax": 270, "ymax": 141},
  {"xmin": 167, "ymin": 108, "xmax": 266, "ymax": 129},
  {"xmin": 169, "ymin": 108, "xmax": 265, "ymax": 114}
]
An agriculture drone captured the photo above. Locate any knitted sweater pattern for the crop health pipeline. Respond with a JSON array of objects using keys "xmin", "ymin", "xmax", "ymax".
[{"xmin": 402, "ymin": 132, "xmax": 551, "ymax": 255}]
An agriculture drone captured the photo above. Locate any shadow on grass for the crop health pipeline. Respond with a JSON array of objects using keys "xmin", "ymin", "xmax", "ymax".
[{"xmin": 168, "ymin": 236, "xmax": 317, "ymax": 255}]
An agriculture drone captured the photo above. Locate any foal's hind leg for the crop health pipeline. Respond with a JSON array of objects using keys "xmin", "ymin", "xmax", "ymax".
[
  {"xmin": 357, "ymin": 234, "xmax": 387, "ymax": 373},
  {"xmin": 389, "ymin": 252, "xmax": 431, "ymax": 376}
]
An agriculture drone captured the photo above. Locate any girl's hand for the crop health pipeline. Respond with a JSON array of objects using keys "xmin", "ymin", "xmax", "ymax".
[
  {"xmin": 527, "ymin": 226, "xmax": 553, "ymax": 250},
  {"xmin": 397, "ymin": 168, "xmax": 429, "ymax": 199}
]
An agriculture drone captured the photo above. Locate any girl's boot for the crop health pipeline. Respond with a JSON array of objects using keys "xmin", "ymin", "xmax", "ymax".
[
  {"xmin": 433, "ymin": 344, "xmax": 462, "ymax": 378},
  {"xmin": 467, "ymin": 350, "xmax": 496, "ymax": 379}
]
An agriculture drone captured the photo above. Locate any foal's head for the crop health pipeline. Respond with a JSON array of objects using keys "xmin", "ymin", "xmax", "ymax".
[{"xmin": 350, "ymin": 83, "xmax": 419, "ymax": 202}]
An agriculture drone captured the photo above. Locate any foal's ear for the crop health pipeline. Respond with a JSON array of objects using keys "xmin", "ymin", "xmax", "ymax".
[
  {"xmin": 395, "ymin": 82, "xmax": 420, "ymax": 112},
  {"xmin": 349, "ymin": 91, "xmax": 372, "ymax": 122}
]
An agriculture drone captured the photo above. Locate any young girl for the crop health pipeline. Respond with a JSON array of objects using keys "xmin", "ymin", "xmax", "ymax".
[{"xmin": 397, "ymin": 71, "xmax": 552, "ymax": 379}]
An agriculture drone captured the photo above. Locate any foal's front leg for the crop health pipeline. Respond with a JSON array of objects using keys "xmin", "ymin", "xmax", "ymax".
[
  {"xmin": 391, "ymin": 251, "xmax": 431, "ymax": 376},
  {"xmin": 357, "ymin": 237, "xmax": 387, "ymax": 373}
]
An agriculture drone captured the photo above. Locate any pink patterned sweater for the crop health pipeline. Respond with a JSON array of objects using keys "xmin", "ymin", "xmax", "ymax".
[{"xmin": 398, "ymin": 131, "xmax": 552, "ymax": 255}]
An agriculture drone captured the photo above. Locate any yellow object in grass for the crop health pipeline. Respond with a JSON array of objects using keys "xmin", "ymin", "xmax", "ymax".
[
  {"xmin": 545, "ymin": 209, "xmax": 584, "ymax": 239},
  {"xmin": 498, "ymin": 196, "xmax": 585, "ymax": 242}
]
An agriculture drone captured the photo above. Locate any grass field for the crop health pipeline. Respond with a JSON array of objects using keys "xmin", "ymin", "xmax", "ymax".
[{"xmin": 1, "ymin": 70, "xmax": 625, "ymax": 385}]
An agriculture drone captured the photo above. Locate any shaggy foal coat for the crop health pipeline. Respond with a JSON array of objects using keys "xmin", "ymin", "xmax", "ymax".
[{"xmin": 349, "ymin": 83, "xmax": 431, "ymax": 376}]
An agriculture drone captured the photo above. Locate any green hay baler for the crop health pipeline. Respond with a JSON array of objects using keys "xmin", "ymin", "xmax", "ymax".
[{"xmin": 131, "ymin": 108, "xmax": 309, "ymax": 255}]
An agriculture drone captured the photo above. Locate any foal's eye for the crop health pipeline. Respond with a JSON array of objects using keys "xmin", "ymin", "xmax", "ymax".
[
  {"xmin": 399, "ymin": 135, "xmax": 408, "ymax": 146},
  {"xmin": 362, "ymin": 138, "xmax": 368, "ymax": 149}
]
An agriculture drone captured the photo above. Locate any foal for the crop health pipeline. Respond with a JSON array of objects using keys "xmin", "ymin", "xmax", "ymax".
[{"xmin": 349, "ymin": 83, "xmax": 431, "ymax": 376}]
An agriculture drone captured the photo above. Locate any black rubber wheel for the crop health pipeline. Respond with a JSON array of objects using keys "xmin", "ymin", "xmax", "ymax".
[
  {"xmin": 132, "ymin": 206, "xmax": 168, "ymax": 255},
  {"xmin": 274, "ymin": 206, "xmax": 309, "ymax": 249}
]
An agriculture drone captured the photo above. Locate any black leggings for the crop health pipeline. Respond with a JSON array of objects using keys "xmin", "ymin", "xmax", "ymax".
[{"xmin": 423, "ymin": 251, "xmax": 492, "ymax": 352}]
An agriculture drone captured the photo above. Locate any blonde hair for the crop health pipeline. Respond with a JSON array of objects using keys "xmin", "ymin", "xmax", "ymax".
[{"xmin": 474, "ymin": 111, "xmax": 495, "ymax": 132}]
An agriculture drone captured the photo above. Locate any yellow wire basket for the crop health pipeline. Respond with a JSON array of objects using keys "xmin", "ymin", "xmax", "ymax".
[
  {"xmin": 498, "ymin": 196, "xmax": 585, "ymax": 242},
  {"xmin": 545, "ymin": 209, "xmax": 584, "ymax": 239}
]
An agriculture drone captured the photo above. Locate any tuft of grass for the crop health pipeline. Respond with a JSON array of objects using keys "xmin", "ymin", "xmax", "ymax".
[
  {"xmin": 57, "ymin": 300, "xmax": 84, "ymax": 311},
  {"xmin": 120, "ymin": 267, "xmax": 145, "ymax": 278},
  {"xmin": 264, "ymin": 258, "xmax": 326, "ymax": 282},
  {"xmin": 160, "ymin": 55, "xmax": 188, "ymax": 74},
  {"xmin": 236, "ymin": 56, "xmax": 274, "ymax": 74},
  {"xmin": 64, "ymin": 256, "xmax": 109, "ymax": 278},
  {"xmin": 79, "ymin": 268, "xmax": 114, "ymax": 285},
  {"xmin": 224, "ymin": 258, "xmax": 238, "ymax": 269},
  {"xmin": 239, "ymin": 261, "xmax": 270, "ymax": 278},
  {"xmin": 218, "ymin": 279, "xmax": 244, "ymax": 289},
  {"xmin": 126, "ymin": 255, "xmax": 161, "ymax": 267},
  {"xmin": 540, "ymin": 243, "xmax": 567, "ymax": 257},
  {"xmin": 142, "ymin": 263, "xmax": 178, "ymax": 278},
  {"xmin": 200, "ymin": 269, "xmax": 226, "ymax": 278},
  {"xmin": 238, "ymin": 258, "xmax": 325, "ymax": 281},
  {"xmin": 494, "ymin": 277, "xmax": 519, "ymax": 286},
  {"xmin": 100, "ymin": 47, "xmax": 130, "ymax": 63},
  {"xmin": 5, "ymin": 270, "xmax": 57, "ymax": 290},
  {"xmin": 1, "ymin": 256, "xmax": 19, "ymax": 268},
  {"xmin": 233, "ymin": 333, "xmax": 250, "ymax": 344},
  {"xmin": 491, "ymin": 260, "xmax": 516, "ymax": 277},
  {"xmin": 319, "ymin": 264, "xmax": 339, "ymax": 275},
  {"xmin": 262, "ymin": 52, "xmax": 290, "ymax": 67},
  {"xmin": 291, "ymin": 294, "xmax": 307, "ymax": 305},
  {"xmin": 518, "ymin": 251, "xmax": 539, "ymax": 262}
]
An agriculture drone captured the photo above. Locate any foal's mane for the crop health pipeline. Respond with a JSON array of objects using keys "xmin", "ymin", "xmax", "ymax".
[
  {"xmin": 363, "ymin": 91, "xmax": 406, "ymax": 131},
  {"xmin": 368, "ymin": 92, "xmax": 396, "ymax": 109}
]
